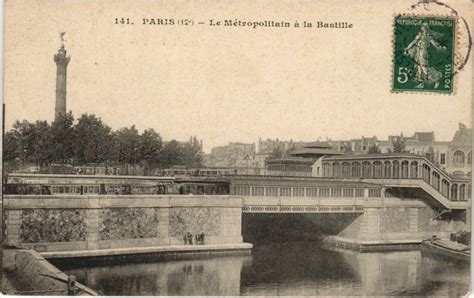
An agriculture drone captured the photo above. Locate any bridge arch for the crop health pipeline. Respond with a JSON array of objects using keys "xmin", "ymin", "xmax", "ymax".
[
  {"xmin": 459, "ymin": 184, "xmax": 466, "ymax": 201},
  {"xmin": 441, "ymin": 179, "xmax": 450, "ymax": 198},
  {"xmin": 362, "ymin": 161, "xmax": 371, "ymax": 178},
  {"xmin": 333, "ymin": 162, "xmax": 341, "ymax": 177},
  {"xmin": 432, "ymin": 171, "xmax": 440, "ymax": 190},
  {"xmin": 422, "ymin": 164, "xmax": 430, "ymax": 183},
  {"xmin": 373, "ymin": 161, "xmax": 383, "ymax": 178},
  {"xmin": 401, "ymin": 160, "xmax": 409, "ymax": 179},
  {"xmin": 392, "ymin": 161, "xmax": 400, "ymax": 178},
  {"xmin": 451, "ymin": 184, "xmax": 458, "ymax": 201},
  {"xmin": 351, "ymin": 162, "xmax": 361, "ymax": 178},
  {"xmin": 410, "ymin": 161, "xmax": 419, "ymax": 179},
  {"xmin": 383, "ymin": 161, "xmax": 391, "ymax": 178},
  {"xmin": 341, "ymin": 162, "xmax": 351, "ymax": 177},
  {"xmin": 323, "ymin": 162, "xmax": 332, "ymax": 177}
]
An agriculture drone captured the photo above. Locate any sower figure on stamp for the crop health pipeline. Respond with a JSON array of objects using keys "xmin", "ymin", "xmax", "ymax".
[{"xmin": 404, "ymin": 22, "xmax": 447, "ymax": 89}]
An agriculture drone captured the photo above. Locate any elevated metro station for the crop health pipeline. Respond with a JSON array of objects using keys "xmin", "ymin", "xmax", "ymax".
[{"xmin": 2, "ymin": 153, "xmax": 471, "ymax": 253}]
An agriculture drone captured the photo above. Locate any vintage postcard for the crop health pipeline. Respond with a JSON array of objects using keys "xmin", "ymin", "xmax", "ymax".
[{"xmin": 2, "ymin": 0, "xmax": 472, "ymax": 296}]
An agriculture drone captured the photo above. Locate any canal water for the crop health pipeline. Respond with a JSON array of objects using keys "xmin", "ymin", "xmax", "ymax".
[{"xmin": 57, "ymin": 241, "xmax": 470, "ymax": 296}]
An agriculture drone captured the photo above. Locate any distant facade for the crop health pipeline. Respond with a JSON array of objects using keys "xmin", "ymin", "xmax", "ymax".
[
  {"xmin": 204, "ymin": 142, "xmax": 265, "ymax": 174},
  {"xmin": 327, "ymin": 137, "xmax": 378, "ymax": 155},
  {"xmin": 205, "ymin": 124, "xmax": 471, "ymax": 178},
  {"xmin": 447, "ymin": 123, "xmax": 472, "ymax": 177},
  {"xmin": 326, "ymin": 124, "xmax": 471, "ymax": 177},
  {"xmin": 258, "ymin": 138, "xmax": 296, "ymax": 154}
]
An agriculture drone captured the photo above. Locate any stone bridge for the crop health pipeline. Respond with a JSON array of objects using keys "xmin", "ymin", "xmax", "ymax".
[{"xmin": 3, "ymin": 192, "xmax": 470, "ymax": 253}]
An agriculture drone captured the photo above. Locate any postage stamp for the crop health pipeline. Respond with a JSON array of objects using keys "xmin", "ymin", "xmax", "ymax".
[{"xmin": 392, "ymin": 15, "xmax": 456, "ymax": 94}]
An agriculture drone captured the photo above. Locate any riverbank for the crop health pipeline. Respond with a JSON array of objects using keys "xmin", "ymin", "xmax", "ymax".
[
  {"xmin": 323, "ymin": 235, "xmax": 422, "ymax": 251},
  {"xmin": 2, "ymin": 248, "xmax": 97, "ymax": 295},
  {"xmin": 41, "ymin": 242, "xmax": 253, "ymax": 260},
  {"xmin": 3, "ymin": 243, "xmax": 252, "ymax": 294}
]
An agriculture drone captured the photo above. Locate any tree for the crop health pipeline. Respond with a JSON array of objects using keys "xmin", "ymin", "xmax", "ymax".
[
  {"xmin": 139, "ymin": 129, "xmax": 163, "ymax": 174},
  {"xmin": 5, "ymin": 120, "xmax": 53, "ymax": 169},
  {"xmin": 74, "ymin": 114, "xmax": 112, "ymax": 164},
  {"xmin": 111, "ymin": 125, "xmax": 141, "ymax": 174},
  {"xmin": 3, "ymin": 131, "xmax": 19, "ymax": 161},
  {"xmin": 10, "ymin": 120, "xmax": 36, "ymax": 165},
  {"xmin": 269, "ymin": 146, "xmax": 285, "ymax": 159},
  {"xmin": 159, "ymin": 140, "xmax": 183, "ymax": 168},
  {"xmin": 31, "ymin": 120, "xmax": 53, "ymax": 167},
  {"xmin": 51, "ymin": 112, "xmax": 75, "ymax": 163},
  {"xmin": 367, "ymin": 144, "xmax": 381, "ymax": 154},
  {"xmin": 392, "ymin": 136, "xmax": 406, "ymax": 153},
  {"xmin": 182, "ymin": 136, "xmax": 203, "ymax": 168}
]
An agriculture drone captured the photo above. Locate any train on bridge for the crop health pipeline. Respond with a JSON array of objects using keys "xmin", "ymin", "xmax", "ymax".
[
  {"xmin": 4, "ymin": 173, "xmax": 231, "ymax": 196},
  {"xmin": 4, "ymin": 173, "xmax": 385, "ymax": 200}
]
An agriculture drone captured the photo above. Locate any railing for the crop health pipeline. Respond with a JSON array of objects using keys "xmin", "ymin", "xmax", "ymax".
[
  {"xmin": 233, "ymin": 185, "xmax": 381, "ymax": 198},
  {"xmin": 242, "ymin": 205, "xmax": 364, "ymax": 213}
]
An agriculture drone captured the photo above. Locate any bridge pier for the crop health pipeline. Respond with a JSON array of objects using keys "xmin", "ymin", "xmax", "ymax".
[{"xmin": 326, "ymin": 198, "xmax": 469, "ymax": 250}]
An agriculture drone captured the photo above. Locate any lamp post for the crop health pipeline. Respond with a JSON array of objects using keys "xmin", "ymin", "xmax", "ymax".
[
  {"xmin": 23, "ymin": 148, "xmax": 27, "ymax": 172},
  {"xmin": 244, "ymin": 154, "xmax": 250, "ymax": 175},
  {"xmin": 133, "ymin": 146, "xmax": 138, "ymax": 176}
]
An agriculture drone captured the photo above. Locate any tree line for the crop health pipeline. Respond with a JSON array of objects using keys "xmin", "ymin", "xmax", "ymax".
[{"xmin": 4, "ymin": 112, "xmax": 204, "ymax": 173}]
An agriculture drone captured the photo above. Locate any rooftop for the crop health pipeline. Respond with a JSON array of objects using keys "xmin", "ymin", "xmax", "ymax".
[
  {"xmin": 288, "ymin": 147, "xmax": 343, "ymax": 156},
  {"xmin": 266, "ymin": 157, "xmax": 317, "ymax": 165}
]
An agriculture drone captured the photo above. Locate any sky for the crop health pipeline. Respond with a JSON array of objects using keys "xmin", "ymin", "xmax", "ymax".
[{"xmin": 4, "ymin": 0, "xmax": 472, "ymax": 153}]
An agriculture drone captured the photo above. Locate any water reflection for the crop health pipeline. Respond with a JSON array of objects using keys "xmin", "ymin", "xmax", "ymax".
[
  {"xmin": 60, "ymin": 242, "xmax": 470, "ymax": 296},
  {"xmin": 63, "ymin": 256, "xmax": 250, "ymax": 296}
]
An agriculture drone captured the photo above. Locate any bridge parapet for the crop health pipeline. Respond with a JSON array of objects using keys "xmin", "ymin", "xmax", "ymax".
[{"xmin": 3, "ymin": 195, "xmax": 244, "ymax": 253}]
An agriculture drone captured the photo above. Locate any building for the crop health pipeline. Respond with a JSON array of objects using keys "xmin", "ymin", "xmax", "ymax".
[
  {"xmin": 447, "ymin": 123, "xmax": 472, "ymax": 177},
  {"xmin": 287, "ymin": 142, "xmax": 342, "ymax": 158},
  {"xmin": 378, "ymin": 133, "xmax": 451, "ymax": 170},
  {"xmin": 204, "ymin": 142, "xmax": 259, "ymax": 168},
  {"xmin": 258, "ymin": 138, "xmax": 296, "ymax": 154},
  {"xmin": 265, "ymin": 142, "xmax": 343, "ymax": 176},
  {"xmin": 327, "ymin": 137, "xmax": 378, "ymax": 154},
  {"xmin": 325, "ymin": 125, "xmax": 471, "ymax": 177}
]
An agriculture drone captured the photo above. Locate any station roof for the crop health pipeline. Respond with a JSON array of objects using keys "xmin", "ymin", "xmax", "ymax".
[
  {"xmin": 266, "ymin": 157, "xmax": 317, "ymax": 165},
  {"xmin": 288, "ymin": 147, "xmax": 343, "ymax": 157}
]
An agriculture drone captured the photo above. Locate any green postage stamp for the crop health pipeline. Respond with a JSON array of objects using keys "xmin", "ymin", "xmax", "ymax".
[{"xmin": 392, "ymin": 15, "xmax": 456, "ymax": 94}]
